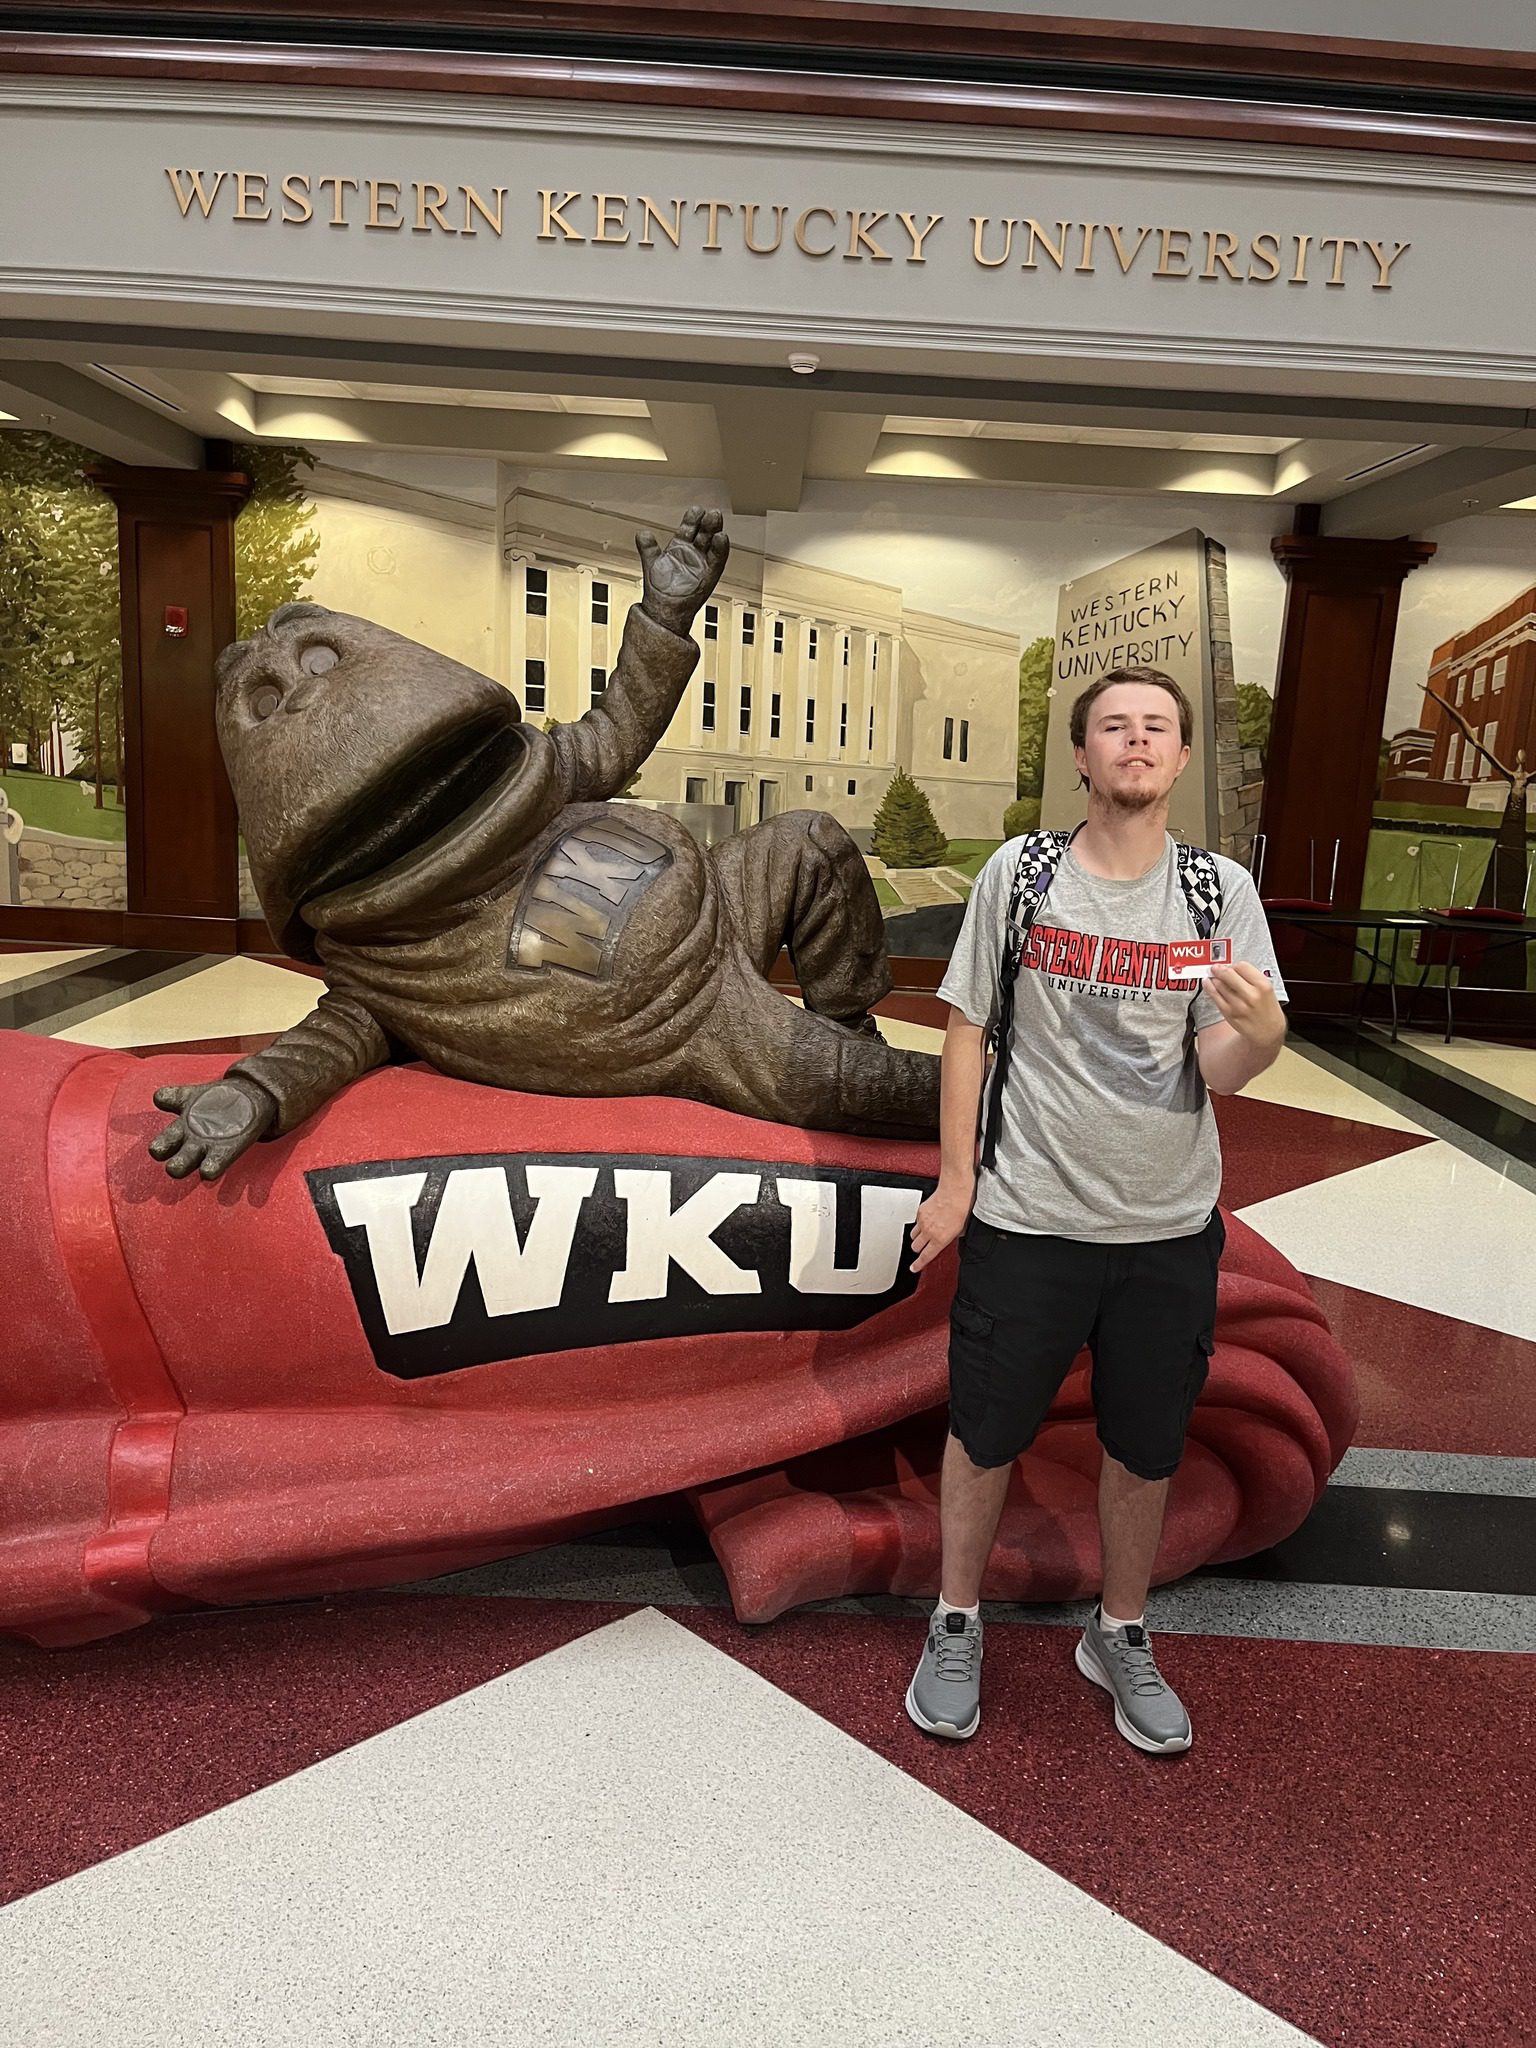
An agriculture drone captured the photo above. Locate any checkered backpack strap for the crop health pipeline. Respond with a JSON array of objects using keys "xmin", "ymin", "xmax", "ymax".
[
  {"xmin": 979, "ymin": 828, "xmax": 1071, "ymax": 1171},
  {"xmin": 1175, "ymin": 841, "xmax": 1224, "ymax": 941}
]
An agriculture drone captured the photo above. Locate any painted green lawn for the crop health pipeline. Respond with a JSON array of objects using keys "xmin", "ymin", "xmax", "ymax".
[
  {"xmin": 944, "ymin": 838, "xmax": 1002, "ymax": 881},
  {"xmin": 3, "ymin": 773, "xmax": 126, "ymax": 842},
  {"xmin": 873, "ymin": 878, "xmax": 903, "ymax": 910}
]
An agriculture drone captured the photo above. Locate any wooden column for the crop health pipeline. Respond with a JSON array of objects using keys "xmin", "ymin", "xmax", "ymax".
[
  {"xmin": 92, "ymin": 462, "xmax": 250, "ymax": 950},
  {"xmin": 1260, "ymin": 531, "xmax": 1436, "ymax": 910}
]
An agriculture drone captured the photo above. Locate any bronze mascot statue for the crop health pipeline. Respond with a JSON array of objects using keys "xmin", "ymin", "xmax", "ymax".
[{"xmin": 150, "ymin": 506, "xmax": 940, "ymax": 1180}]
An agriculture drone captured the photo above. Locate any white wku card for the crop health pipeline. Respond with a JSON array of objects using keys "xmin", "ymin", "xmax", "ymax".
[{"xmin": 1167, "ymin": 938, "xmax": 1232, "ymax": 980}]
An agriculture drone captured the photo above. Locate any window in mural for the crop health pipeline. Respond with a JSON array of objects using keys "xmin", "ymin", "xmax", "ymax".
[
  {"xmin": 590, "ymin": 580, "xmax": 609, "ymax": 626},
  {"xmin": 0, "ymin": 432, "xmax": 125, "ymax": 913},
  {"xmin": 524, "ymin": 658, "xmax": 547, "ymax": 713},
  {"xmin": 525, "ymin": 566, "xmax": 548, "ymax": 617},
  {"xmin": 701, "ymin": 679, "xmax": 716, "ymax": 730},
  {"xmin": 770, "ymin": 692, "xmax": 782, "ymax": 739}
]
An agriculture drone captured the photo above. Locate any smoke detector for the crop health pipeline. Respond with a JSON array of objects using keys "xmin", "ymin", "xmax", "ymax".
[{"xmin": 787, "ymin": 353, "xmax": 820, "ymax": 376}]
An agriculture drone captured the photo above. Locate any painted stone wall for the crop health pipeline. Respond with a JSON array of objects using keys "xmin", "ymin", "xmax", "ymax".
[{"xmin": 18, "ymin": 828, "xmax": 127, "ymax": 909}]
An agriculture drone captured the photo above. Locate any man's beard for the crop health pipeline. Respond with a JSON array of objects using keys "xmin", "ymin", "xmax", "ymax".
[{"xmin": 1094, "ymin": 777, "xmax": 1165, "ymax": 815}]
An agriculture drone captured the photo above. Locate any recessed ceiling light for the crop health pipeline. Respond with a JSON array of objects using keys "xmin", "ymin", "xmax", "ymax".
[{"xmin": 236, "ymin": 375, "xmax": 649, "ymax": 419}]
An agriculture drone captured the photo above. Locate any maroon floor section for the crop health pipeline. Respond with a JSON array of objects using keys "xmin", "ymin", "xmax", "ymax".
[
  {"xmin": 0, "ymin": 1595, "xmax": 623, "ymax": 1908},
  {"xmin": 684, "ymin": 1608, "xmax": 1536, "ymax": 2048},
  {"xmin": 1210, "ymin": 1093, "xmax": 1428, "ymax": 1209},
  {"xmin": 1308, "ymin": 1275, "xmax": 1536, "ymax": 1455}
]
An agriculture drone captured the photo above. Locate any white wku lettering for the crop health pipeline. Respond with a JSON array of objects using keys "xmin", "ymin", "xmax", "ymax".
[
  {"xmin": 775, "ymin": 1178, "xmax": 923, "ymax": 1295},
  {"xmin": 607, "ymin": 1168, "xmax": 762, "ymax": 1302},
  {"xmin": 333, "ymin": 1164, "xmax": 598, "ymax": 1335}
]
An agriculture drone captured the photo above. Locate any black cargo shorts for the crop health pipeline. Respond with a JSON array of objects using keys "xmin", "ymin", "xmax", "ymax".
[{"xmin": 946, "ymin": 1209, "xmax": 1225, "ymax": 1481}]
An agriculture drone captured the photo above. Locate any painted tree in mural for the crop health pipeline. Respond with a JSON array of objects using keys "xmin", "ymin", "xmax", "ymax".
[
  {"xmin": 233, "ymin": 445, "xmax": 320, "ymax": 637},
  {"xmin": 872, "ymin": 767, "xmax": 947, "ymax": 868},
  {"xmin": 1016, "ymin": 634, "xmax": 1054, "ymax": 800},
  {"xmin": 0, "ymin": 432, "xmax": 121, "ymax": 805},
  {"xmin": 1236, "ymin": 681, "xmax": 1273, "ymax": 765}
]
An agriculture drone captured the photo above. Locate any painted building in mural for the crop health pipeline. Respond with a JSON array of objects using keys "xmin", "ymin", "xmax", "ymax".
[
  {"xmin": 503, "ymin": 490, "xmax": 1017, "ymax": 841},
  {"xmin": 1387, "ymin": 583, "xmax": 1536, "ymax": 808}
]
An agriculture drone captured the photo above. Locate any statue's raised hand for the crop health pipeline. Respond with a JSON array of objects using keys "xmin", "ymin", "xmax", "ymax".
[
  {"xmin": 636, "ymin": 506, "xmax": 729, "ymax": 637},
  {"xmin": 149, "ymin": 1076, "xmax": 278, "ymax": 1182}
]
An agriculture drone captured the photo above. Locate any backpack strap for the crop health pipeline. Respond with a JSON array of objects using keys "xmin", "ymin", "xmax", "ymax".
[
  {"xmin": 1174, "ymin": 841, "xmax": 1224, "ymax": 940},
  {"xmin": 979, "ymin": 827, "xmax": 1073, "ymax": 1171}
]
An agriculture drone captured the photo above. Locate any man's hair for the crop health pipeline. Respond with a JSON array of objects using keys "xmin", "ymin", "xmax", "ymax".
[{"xmin": 1070, "ymin": 667, "xmax": 1193, "ymax": 749}]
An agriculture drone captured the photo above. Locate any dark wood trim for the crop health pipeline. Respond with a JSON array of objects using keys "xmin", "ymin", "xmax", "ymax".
[
  {"xmin": 1260, "ymin": 534, "xmax": 1438, "ymax": 933},
  {"xmin": 0, "ymin": 904, "xmax": 238, "ymax": 949},
  {"xmin": 11, "ymin": 3, "xmax": 1536, "ymax": 100},
  {"xmin": 3, "ymin": 29, "xmax": 1536, "ymax": 164},
  {"xmin": 90, "ymin": 463, "xmax": 249, "ymax": 930},
  {"xmin": 0, "ymin": 905, "xmax": 128, "ymax": 947},
  {"xmin": 237, "ymin": 915, "xmax": 277, "ymax": 953}
]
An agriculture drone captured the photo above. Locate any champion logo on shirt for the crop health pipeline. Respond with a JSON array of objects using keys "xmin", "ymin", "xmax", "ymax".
[{"xmin": 1021, "ymin": 922, "xmax": 1189, "ymax": 1003}]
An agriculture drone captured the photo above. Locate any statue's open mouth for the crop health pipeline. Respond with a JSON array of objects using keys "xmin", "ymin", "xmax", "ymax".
[{"xmin": 290, "ymin": 701, "xmax": 524, "ymax": 911}]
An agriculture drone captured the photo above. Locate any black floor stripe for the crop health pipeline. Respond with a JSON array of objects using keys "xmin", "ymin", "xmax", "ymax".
[
  {"xmin": 1, "ymin": 950, "xmax": 210, "ymax": 1035},
  {"xmin": 1296, "ymin": 1018, "xmax": 1536, "ymax": 1174},
  {"xmin": 1209, "ymin": 1486, "xmax": 1536, "ymax": 1597}
]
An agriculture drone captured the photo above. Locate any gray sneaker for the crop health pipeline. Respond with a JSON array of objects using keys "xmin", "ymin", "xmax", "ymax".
[
  {"xmin": 905, "ymin": 1608, "xmax": 983, "ymax": 1739},
  {"xmin": 1074, "ymin": 1608, "xmax": 1192, "ymax": 1754}
]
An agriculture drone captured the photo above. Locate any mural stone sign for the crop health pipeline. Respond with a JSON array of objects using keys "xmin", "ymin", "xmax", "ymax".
[{"xmin": 1041, "ymin": 530, "xmax": 1250, "ymax": 860}]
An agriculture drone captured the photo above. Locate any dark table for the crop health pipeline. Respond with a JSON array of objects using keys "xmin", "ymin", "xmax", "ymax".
[
  {"xmin": 1259, "ymin": 907, "xmax": 1433, "ymax": 1040},
  {"xmin": 1409, "ymin": 910, "xmax": 1536, "ymax": 1042}
]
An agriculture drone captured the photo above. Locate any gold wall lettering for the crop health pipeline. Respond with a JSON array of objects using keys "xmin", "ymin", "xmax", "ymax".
[{"xmin": 162, "ymin": 171, "xmax": 1412, "ymax": 289}]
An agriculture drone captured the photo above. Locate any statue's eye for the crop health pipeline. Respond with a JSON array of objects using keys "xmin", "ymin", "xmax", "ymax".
[
  {"xmin": 300, "ymin": 644, "xmax": 339, "ymax": 677},
  {"xmin": 250, "ymin": 683, "xmax": 283, "ymax": 721}
]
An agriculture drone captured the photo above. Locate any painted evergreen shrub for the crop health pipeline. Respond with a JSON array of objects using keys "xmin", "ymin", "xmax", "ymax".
[{"xmin": 871, "ymin": 768, "xmax": 947, "ymax": 868}]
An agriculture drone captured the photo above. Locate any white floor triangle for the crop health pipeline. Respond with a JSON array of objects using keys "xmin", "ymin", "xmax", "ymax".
[
  {"xmin": 1237, "ymin": 1137, "xmax": 1536, "ymax": 1342},
  {"xmin": 0, "ymin": 1610, "xmax": 1314, "ymax": 2047},
  {"xmin": 54, "ymin": 955, "xmax": 319, "ymax": 1047}
]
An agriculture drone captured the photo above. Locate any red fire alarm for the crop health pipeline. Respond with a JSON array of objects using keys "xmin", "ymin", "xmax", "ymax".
[{"xmin": 163, "ymin": 605, "xmax": 189, "ymax": 638}]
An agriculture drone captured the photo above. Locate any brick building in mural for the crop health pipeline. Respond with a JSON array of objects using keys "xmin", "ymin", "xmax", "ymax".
[{"xmin": 1386, "ymin": 583, "xmax": 1536, "ymax": 807}]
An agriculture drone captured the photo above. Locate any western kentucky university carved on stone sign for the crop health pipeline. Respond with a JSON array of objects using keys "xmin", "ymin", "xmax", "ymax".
[{"xmin": 307, "ymin": 1152, "xmax": 933, "ymax": 1379}]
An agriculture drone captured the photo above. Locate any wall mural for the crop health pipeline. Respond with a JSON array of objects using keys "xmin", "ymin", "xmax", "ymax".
[
  {"xmin": 277, "ymin": 461, "xmax": 1288, "ymax": 943},
  {"xmin": 0, "ymin": 430, "xmax": 317, "ymax": 915},
  {"xmin": 1370, "ymin": 517, "xmax": 1536, "ymax": 985},
  {"xmin": 1, "ymin": 434, "xmax": 1298, "ymax": 935},
  {"xmin": 0, "ymin": 432, "xmax": 125, "ymax": 911}
]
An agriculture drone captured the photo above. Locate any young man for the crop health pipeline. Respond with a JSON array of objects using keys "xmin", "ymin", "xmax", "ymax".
[{"xmin": 905, "ymin": 665, "xmax": 1287, "ymax": 1754}]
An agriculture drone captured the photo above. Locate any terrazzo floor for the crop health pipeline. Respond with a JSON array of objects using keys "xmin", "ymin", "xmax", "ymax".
[{"xmin": 1, "ymin": 946, "xmax": 1533, "ymax": 2046}]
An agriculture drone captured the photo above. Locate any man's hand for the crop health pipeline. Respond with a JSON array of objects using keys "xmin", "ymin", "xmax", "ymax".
[
  {"xmin": 911, "ymin": 1177, "xmax": 975, "ymax": 1274},
  {"xmin": 637, "ymin": 506, "xmax": 729, "ymax": 637},
  {"xmin": 1197, "ymin": 961, "xmax": 1286, "ymax": 1096},
  {"xmin": 148, "ymin": 1076, "xmax": 278, "ymax": 1182},
  {"xmin": 1206, "ymin": 961, "xmax": 1286, "ymax": 1050}
]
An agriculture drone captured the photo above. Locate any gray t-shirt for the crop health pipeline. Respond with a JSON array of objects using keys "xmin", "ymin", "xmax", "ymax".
[{"xmin": 937, "ymin": 835, "xmax": 1287, "ymax": 1245}]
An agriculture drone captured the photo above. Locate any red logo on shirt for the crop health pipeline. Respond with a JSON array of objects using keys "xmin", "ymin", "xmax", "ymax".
[{"xmin": 1022, "ymin": 923, "xmax": 1184, "ymax": 994}]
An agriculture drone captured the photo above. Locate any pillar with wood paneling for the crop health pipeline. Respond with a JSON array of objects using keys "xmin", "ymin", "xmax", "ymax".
[
  {"xmin": 1259, "ymin": 531, "xmax": 1436, "ymax": 912},
  {"xmin": 91, "ymin": 462, "xmax": 250, "ymax": 951}
]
